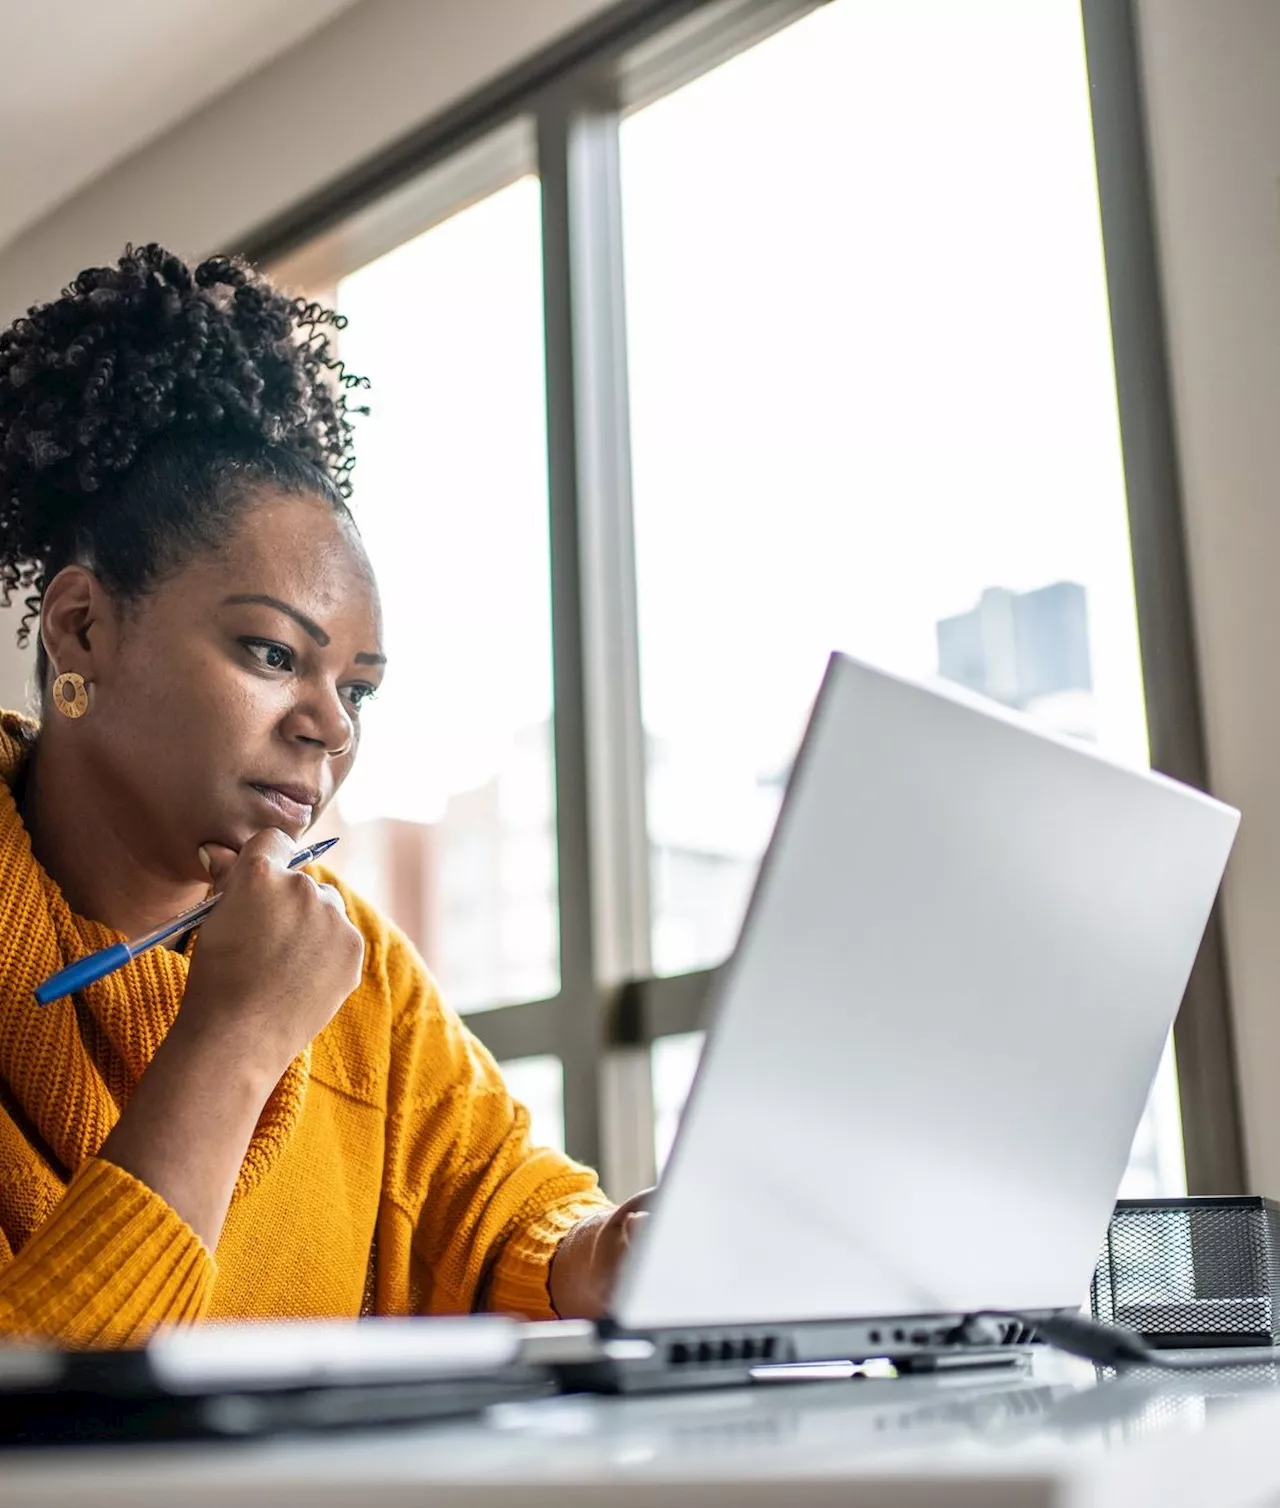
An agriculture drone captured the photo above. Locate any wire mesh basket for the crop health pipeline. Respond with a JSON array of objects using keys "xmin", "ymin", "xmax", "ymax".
[{"xmin": 1091, "ymin": 1197, "xmax": 1280, "ymax": 1348}]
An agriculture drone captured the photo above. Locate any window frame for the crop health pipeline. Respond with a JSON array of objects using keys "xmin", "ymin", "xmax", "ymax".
[{"xmin": 246, "ymin": 0, "xmax": 1245, "ymax": 1195}]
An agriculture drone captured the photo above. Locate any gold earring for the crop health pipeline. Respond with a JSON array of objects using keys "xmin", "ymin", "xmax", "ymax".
[{"xmin": 51, "ymin": 671, "xmax": 89, "ymax": 719}]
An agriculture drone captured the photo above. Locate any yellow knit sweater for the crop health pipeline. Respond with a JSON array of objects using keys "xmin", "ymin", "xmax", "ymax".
[{"xmin": 0, "ymin": 711, "xmax": 610, "ymax": 1345}]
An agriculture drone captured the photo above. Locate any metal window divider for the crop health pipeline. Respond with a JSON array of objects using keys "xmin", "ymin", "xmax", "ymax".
[{"xmin": 539, "ymin": 81, "xmax": 658, "ymax": 1192}]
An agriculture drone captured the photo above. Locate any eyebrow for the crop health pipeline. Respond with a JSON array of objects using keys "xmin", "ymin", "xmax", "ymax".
[
  {"xmin": 223, "ymin": 593, "xmax": 330, "ymax": 646},
  {"xmin": 222, "ymin": 593, "xmax": 386, "ymax": 668}
]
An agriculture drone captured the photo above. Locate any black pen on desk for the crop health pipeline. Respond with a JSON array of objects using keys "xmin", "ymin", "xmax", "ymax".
[{"xmin": 32, "ymin": 836, "xmax": 341, "ymax": 1007}]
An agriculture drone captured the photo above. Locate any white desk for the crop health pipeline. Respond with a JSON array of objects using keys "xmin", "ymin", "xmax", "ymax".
[{"xmin": 8, "ymin": 1350, "xmax": 1280, "ymax": 1508}]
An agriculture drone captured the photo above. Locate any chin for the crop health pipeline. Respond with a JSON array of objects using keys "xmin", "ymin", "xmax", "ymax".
[{"xmin": 201, "ymin": 805, "xmax": 267, "ymax": 854}]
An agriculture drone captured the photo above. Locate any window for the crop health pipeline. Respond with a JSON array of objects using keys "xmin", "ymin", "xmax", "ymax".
[
  {"xmin": 622, "ymin": 0, "xmax": 1181, "ymax": 1195},
  {"xmin": 254, "ymin": 0, "xmax": 1239, "ymax": 1200},
  {"xmin": 652, "ymin": 1031, "xmax": 702, "ymax": 1174},
  {"xmin": 498, "ymin": 1055, "xmax": 566, "ymax": 1152},
  {"xmin": 624, "ymin": 1, "xmax": 1146, "ymax": 972},
  {"xmin": 279, "ymin": 148, "xmax": 559, "ymax": 1018}
]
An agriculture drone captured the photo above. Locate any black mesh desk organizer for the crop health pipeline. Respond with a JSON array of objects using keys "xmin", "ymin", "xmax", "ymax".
[{"xmin": 1092, "ymin": 1197, "xmax": 1280, "ymax": 1348}]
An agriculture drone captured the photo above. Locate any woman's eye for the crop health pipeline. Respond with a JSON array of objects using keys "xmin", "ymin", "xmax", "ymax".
[
  {"xmin": 344, "ymin": 683, "xmax": 377, "ymax": 711},
  {"xmin": 243, "ymin": 640, "xmax": 294, "ymax": 672}
]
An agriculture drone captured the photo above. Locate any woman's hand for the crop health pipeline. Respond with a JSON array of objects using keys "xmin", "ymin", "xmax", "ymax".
[
  {"xmin": 548, "ymin": 1190, "xmax": 653, "ymax": 1319},
  {"xmin": 98, "ymin": 827, "xmax": 363, "ymax": 1251},
  {"xmin": 180, "ymin": 829, "xmax": 364, "ymax": 1082}
]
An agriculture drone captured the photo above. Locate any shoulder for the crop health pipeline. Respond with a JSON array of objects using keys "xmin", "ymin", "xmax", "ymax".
[
  {"xmin": 305, "ymin": 862, "xmax": 444, "ymax": 1104},
  {"xmin": 0, "ymin": 712, "xmax": 38, "ymax": 802},
  {"xmin": 0, "ymin": 710, "xmax": 38, "ymax": 750},
  {"xmin": 309, "ymin": 863, "xmax": 439, "ymax": 1005},
  {"xmin": 308, "ymin": 863, "xmax": 394, "ymax": 962}
]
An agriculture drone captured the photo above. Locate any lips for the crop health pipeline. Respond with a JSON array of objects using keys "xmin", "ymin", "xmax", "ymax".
[{"xmin": 247, "ymin": 782, "xmax": 322, "ymax": 828}]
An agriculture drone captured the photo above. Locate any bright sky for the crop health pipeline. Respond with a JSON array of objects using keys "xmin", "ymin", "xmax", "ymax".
[
  {"xmin": 622, "ymin": 0, "xmax": 1145, "ymax": 775},
  {"xmin": 335, "ymin": 0, "xmax": 1145, "ymax": 831},
  {"xmin": 335, "ymin": 181, "xmax": 552, "ymax": 826}
]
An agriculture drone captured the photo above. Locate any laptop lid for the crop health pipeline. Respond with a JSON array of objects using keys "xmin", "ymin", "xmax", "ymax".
[{"xmin": 612, "ymin": 653, "xmax": 1239, "ymax": 1331}]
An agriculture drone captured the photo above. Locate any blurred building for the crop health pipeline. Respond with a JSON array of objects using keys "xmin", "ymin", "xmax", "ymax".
[
  {"xmin": 426, "ymin": 723, "xmax": 780, "ymax": 1000},
  {"xmin": 362, "ymin": 580, "xmax": 1103, "ymax": 1006},
  {"xmin": 937, "ymin": 582, "xmax": 1097, "ymax": 741}
]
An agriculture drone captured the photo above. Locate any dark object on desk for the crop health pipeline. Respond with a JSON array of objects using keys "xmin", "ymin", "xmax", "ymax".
[
  {"xmin": 0, "ymin": 1372, "xmax": 555, "ymax": 1446},
  {"xmin": 0, "ymin": 1316, "xmax": 553, "ymax": 1446},
  {"xmin": 1092, "ymin": 1196, "xmax": 1280, "ymax": 1348}
]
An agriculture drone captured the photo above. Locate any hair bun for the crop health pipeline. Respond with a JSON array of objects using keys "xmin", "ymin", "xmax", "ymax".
[{"xmin": 0, "ymin": 242, "xmax": 366, "ymax": 626}]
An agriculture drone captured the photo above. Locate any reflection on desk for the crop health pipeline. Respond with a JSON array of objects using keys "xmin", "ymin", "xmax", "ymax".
[{"xmin": 9, "ymin": 1349, "xmax": 1280, "ymax": 1507}]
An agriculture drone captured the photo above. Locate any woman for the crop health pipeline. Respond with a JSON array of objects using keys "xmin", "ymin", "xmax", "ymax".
[{"xmin": 0, "ymin": 244, "xmax": 639, "ymax": 1345}]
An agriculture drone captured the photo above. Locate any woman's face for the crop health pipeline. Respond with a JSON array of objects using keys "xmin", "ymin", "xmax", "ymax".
[{"xmin": 54, "ymin": 489, "xmax": 385, "ymax": 882}]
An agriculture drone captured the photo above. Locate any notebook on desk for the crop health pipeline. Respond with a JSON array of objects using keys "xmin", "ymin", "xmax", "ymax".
[
  {"xmin": 531, "ymin": 651, "xmax": 1240, "ymax": 1393},
  {"xmin": 0, "ymin": 1316, "xmax": 553, "ymax": 1445}
]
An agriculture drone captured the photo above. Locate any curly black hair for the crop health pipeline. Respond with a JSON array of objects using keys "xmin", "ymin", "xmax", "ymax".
[{"xmin": 0, "ymin": 242, "xmax": 368, "ymax": 659}]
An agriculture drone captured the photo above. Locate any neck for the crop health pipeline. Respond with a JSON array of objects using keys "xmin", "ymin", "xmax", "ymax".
[{"xmin": 20, "ymin": 732, "xmax": 209, "ymax": 939}]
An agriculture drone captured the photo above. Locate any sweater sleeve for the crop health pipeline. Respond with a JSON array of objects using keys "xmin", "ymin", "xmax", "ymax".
[
  {"xmin": 0, "ymin": 1157, "xmax": 214, "ymax": 1346},
  {"xmin": 379, "ymin": 928, "xmax": 612, "ymax": 1320}
]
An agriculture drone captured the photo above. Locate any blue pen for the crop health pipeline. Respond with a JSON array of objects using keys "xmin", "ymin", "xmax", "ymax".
[{"xmin": 33, "ymin": 836, "xmax": 341, "ymax": 1007}]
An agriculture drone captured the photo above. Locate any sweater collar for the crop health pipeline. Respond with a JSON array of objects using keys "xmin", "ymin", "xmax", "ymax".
[{"xmin": 0, "ymin": 712, "xmax": 308, "ymax": 1198}]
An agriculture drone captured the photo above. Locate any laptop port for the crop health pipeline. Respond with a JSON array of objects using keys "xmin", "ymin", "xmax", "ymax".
[{"xmin": 669, "ymin": 1342, "xmax": 689, "ymax": 1366}]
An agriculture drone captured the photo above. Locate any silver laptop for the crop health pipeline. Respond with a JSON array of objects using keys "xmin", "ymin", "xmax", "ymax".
[{"xmin": 539, "ymin": 652, "xmax": 1239, "ymax": 1391}]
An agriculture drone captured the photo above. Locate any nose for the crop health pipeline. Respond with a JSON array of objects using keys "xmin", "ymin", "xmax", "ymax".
[{"xmin": 286, "ymin": 680, "xmax": 355, "ymax": 759}]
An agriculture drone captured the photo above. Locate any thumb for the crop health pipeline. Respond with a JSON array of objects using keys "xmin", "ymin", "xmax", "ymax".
[
  {"xmin": 621, "ymin": 1210, "xmax": 650, "ymax": 1248},
  {"xmin": 198, "ymin": 843, "xmax": 240, "ymax": 889}
]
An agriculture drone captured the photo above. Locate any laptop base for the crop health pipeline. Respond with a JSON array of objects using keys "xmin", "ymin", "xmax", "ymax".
[{"xmin": 550, "ymin": 1315, "xmax": 1036, "ymax": 1395}]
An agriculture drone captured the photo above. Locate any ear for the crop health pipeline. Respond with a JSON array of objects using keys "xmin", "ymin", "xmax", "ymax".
[{"xmin": 39, "ymin": 565, "xmax": 119, "ymax": 687}]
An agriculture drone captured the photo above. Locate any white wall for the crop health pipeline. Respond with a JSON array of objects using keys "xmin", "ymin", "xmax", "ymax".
[
  {"xmin": 0, "ymin": 0, "xmax": 614, "ymax": 708},
  {"xmin": 0, "ymin": 0, "xmax": 615, "ymax": 319},
  {"xmin": 1135, "ymin": 0, "xmax": 1280, "ymax": 1194}
]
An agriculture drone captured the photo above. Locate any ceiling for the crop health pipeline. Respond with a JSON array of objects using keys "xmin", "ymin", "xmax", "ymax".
[{"xmin": 0, "ymin": 0, "xmax": 366, "ymax": 252}]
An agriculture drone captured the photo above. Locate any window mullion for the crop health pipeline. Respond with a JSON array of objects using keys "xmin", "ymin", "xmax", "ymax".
[
  {"xmin": 539, "ymin": 83, "xmax": 656, "ymax": 1191},
  {"xmin": 1079, "ymin": 0, "xmax": 1245, "ymax": 1194}
]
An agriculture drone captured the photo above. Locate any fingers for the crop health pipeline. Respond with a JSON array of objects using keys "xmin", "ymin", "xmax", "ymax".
[
  {"xmin": 197, "ymin": 843, "xmax": 238, "ymax": 886},
  {"xmin": 612, "ymin": 1188, "xmax": 655, "ymax": 1219},
  {"xmin": 597, "ymin": 1187, "xmax": 655, "ymax": 1249},
  {"xmin": 236, "ymin": 828, "xmax": 298, "ymax": 866},
  {"xmin": 621, "ymin": 1210, "xmax": 649, "ymax": 1249},
  {"xmin": 198, "ymin": 828, "xmax": 296, "ymax": 890},
  {"xmin": 313, "ymin": 880, "xmax": 352, "ymax": 919}
]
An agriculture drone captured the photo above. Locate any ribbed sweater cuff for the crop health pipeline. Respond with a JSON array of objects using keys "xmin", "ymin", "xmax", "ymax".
[
  {"xmin": 0, "ymin": 1157, "xmax": 215, "ymax": 1346},
  {"xmin": 488, "ymin": 1195, "xmax": 612, "ymax": 1321}
]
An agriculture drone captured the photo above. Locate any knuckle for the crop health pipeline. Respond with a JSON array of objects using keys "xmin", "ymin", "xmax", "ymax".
[
  {"xmin": 299, "ymin": 872, "xmax": 331, "ymax": 903},
  {"xmin": 319, "ymin": 884, "xmax": 350, "ymax": 919},
  {"xmin": 241, "ymin": 852, "xmax": 275, "ymax": 881},
  {"xmin": 241, "ymin": 832, "xmax": 294, "ymax": 871}
]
